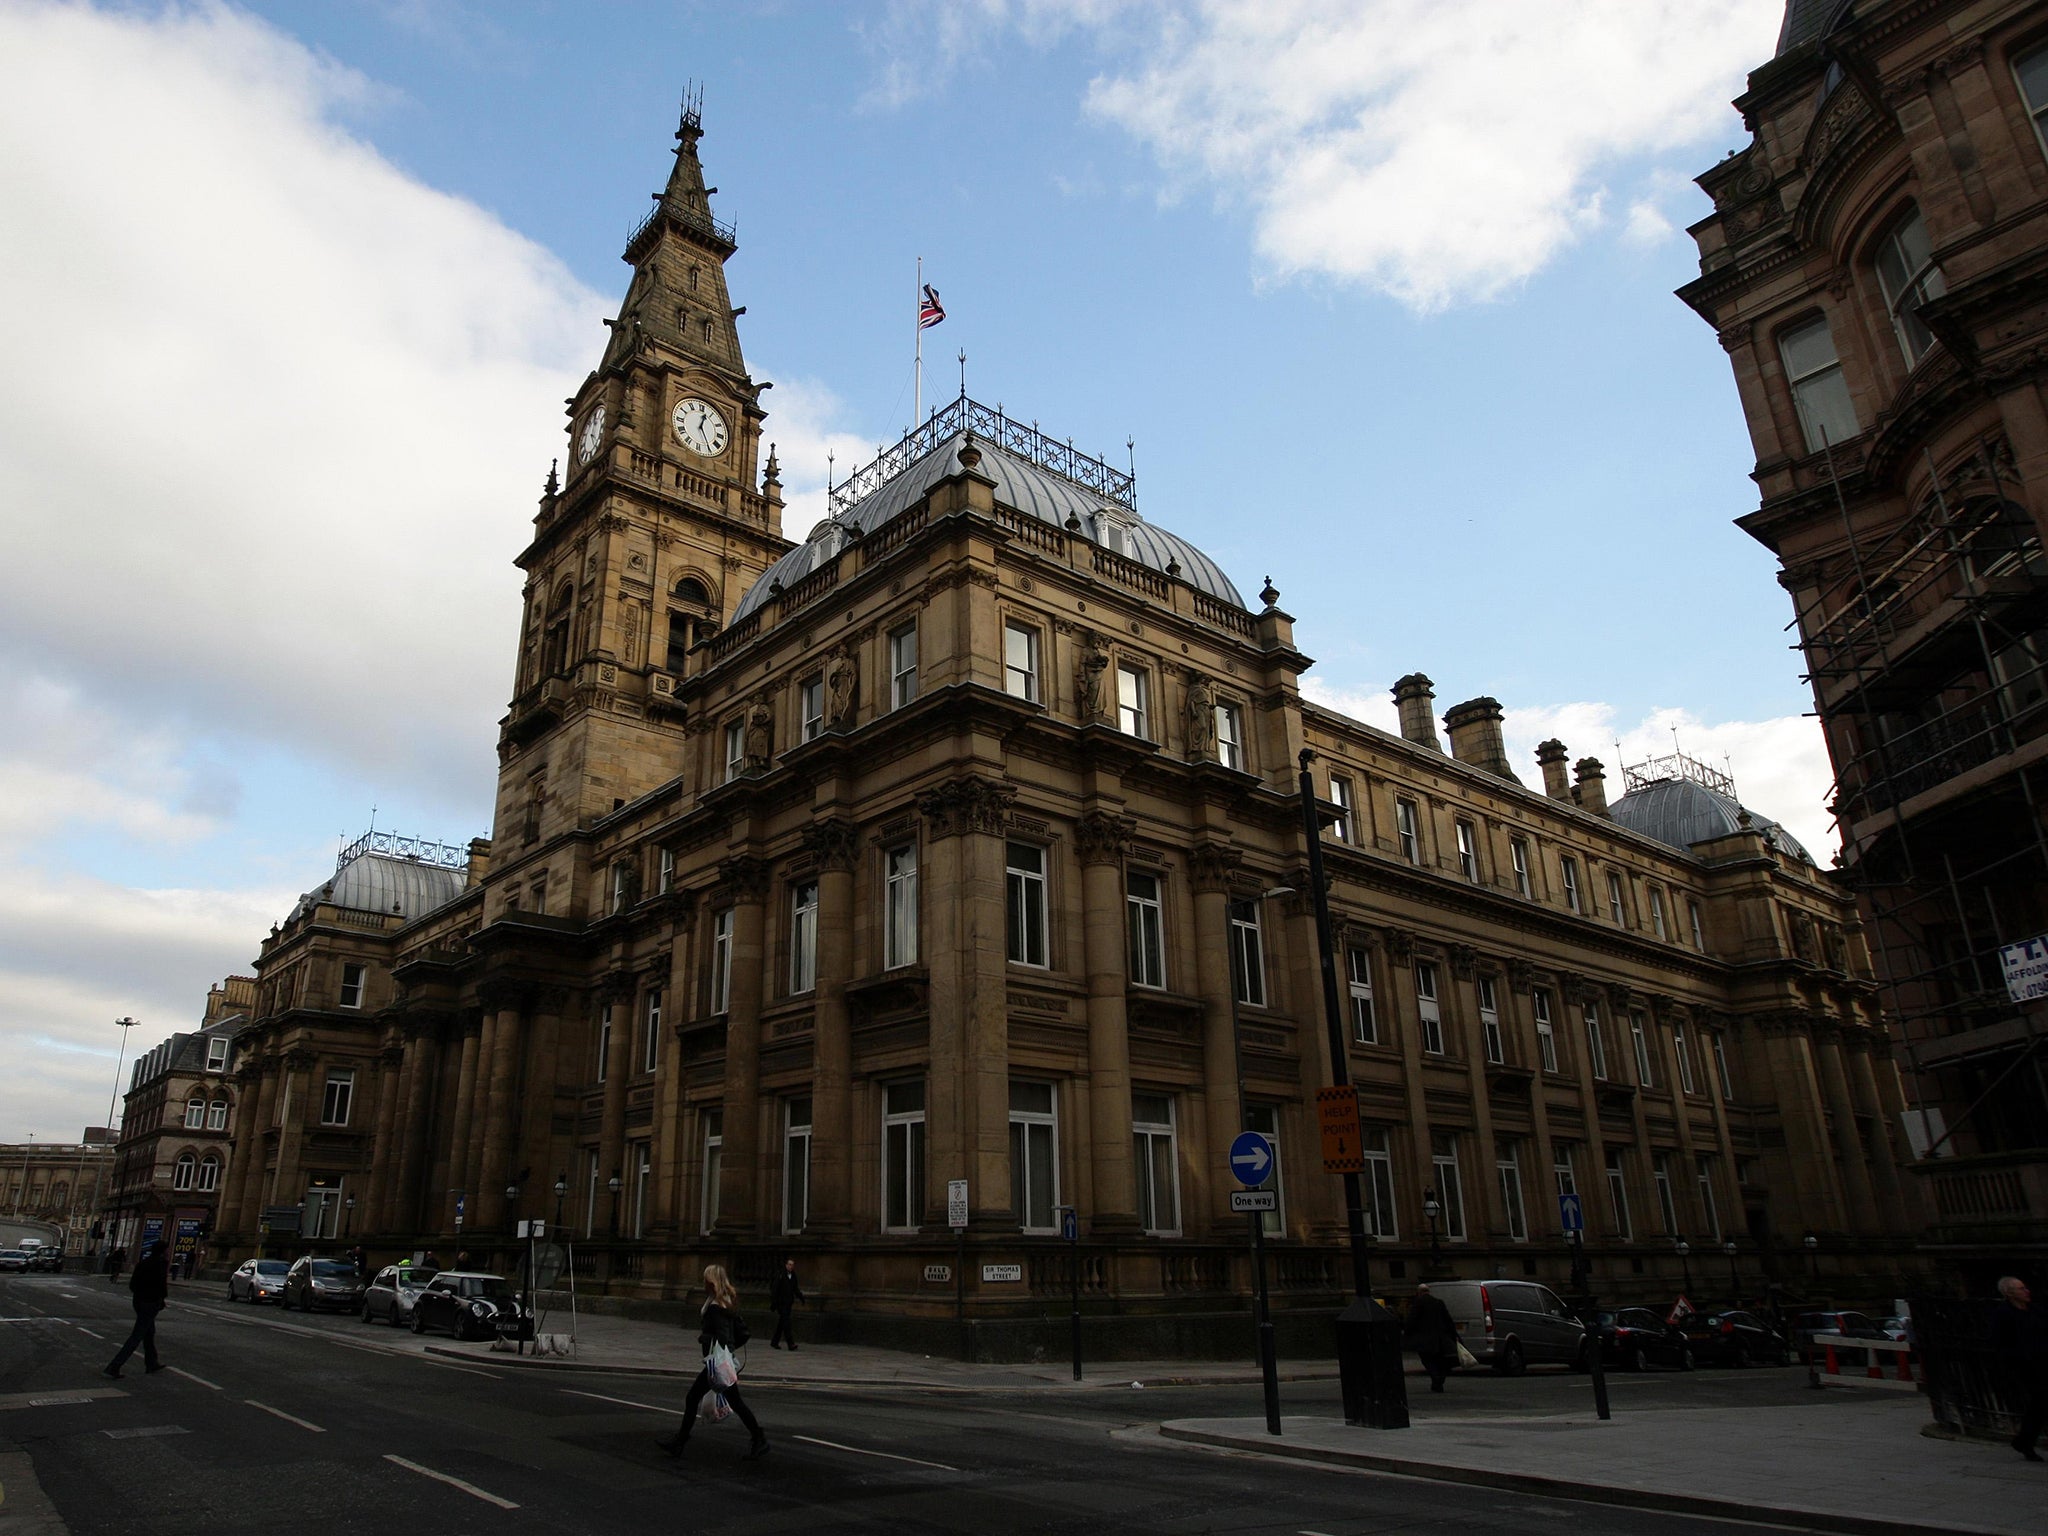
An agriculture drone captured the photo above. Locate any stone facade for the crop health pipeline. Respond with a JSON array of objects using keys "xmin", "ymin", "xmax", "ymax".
[
  {"xmin": 101, "ymin": 978, "xmax": 252, "ymax": 1273},
  {"xmin": 212, "ymin": 105, "xmax": 1929, "ymax": 1350},
  {"xmin": 1680, "ymin": 0, "xmax": 2048, "ymax": 1283},
  {"xmin": 0, "ymin": 1134, "xmax": 112, "ymax": 1257}
]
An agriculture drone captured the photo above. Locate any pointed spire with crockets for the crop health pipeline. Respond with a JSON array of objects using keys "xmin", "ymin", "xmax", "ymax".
[{"xmin": 626, "ymin": 88, "xmax": 736, "ymax": 266}]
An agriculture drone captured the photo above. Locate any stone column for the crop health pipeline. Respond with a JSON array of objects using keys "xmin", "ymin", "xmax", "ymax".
[
  {"xmin": 513, "ymin": 987, "xmax": 565, "ymax": 1225},
  {"xmin": 442, "ymin": 1016, "xmax": 485, "ymax": 1234},
  {"xmin": 805, "ymin": 821, "xmax": 859, "ymax": 1235},
  {"xmin": 1456, "ymin": 948, "xmax": 1504, "ymax": 1242},
  {"xmin": 1189, "ymin": 844, "xmax": 1240, "ymax": 1239},
  {"xmin": 1386, "ymin": 930, "xmax": 1437, "ymax": 1242},
  {"xmin": 270, "ymin": 1050, "xmax": 312, "ymax": 1217},
  {"xmin": 390, "ymin": 1021, "xmax": 442, "ymax": 1236},
  {"xmin": 918, "ymin": 776, "xmax": 1016, "ymax": 1230},
  {"xmin": 1814, "ymin": 1020, "xmax": 1880, "ymax": 1233},
  {"xmin": 223, "ymin": 1056, "xmax": 277, "ymax": 1237},
  {"xmin": 476, "ymin": 987, "xmax": 527, "ymax": 1232},
  {"xmin": 1560, "ymin": 978, "xmax": 1613, "ymax": 1239},
  {"xmin": 1756, "ymin": 1013, "xmax": 1850, "ymax": 1233},
  {"xmin": 364, "ymin": 1040, "xmax": 405, "ymax": 1233},
  {"xmin": 594, "ymin": 978, "xmax": 633, "ymax": 1235},
  {"xmin": 714, "ymin": 855, "xmax": 771, "ymax": 1235},
  {"xmin": 1076, "ymin": 811, "xmax": 1140, "ymax": 1232}
]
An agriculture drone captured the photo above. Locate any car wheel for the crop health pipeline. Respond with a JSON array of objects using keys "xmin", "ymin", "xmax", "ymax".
[
  {"xmin": 1731, "ymin": 1342, "xmax": 1750, "ymax": 1369},
  {"xmin": 227, "ymin": 1285, "xmax": 237, "ymax": 1302},
  {"xmin": 391, "ymin": 1304, "xmax": 406, "ymax": 1329},
  {"xmin": 411, "ymin": 1308, "xmax": 428, "ymax": 1335},
  {"xmin": 1495, "ymin": 1341, "xmax": 1527, "ymax": 1377},
  {"xmin": 1679, "ymin": 1346, "xmax": 1695, "ymax": 1372},
  {"xmin": 1629, "ymin": 1344, "xmax": 1650, "ymax": 1373},
  {"xmin": 359, "ymin": 1303, "xmax": 373, "ymax": 1323}
]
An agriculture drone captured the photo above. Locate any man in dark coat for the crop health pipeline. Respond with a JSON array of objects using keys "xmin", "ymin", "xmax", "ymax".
[
  {"xmin": 1406, "ymin": 1283, "xmax": 1459, "ymax": 1392},
  {"xmin": 769, "ymin": 1257, "xmax": 805, "ymax": 1351},
  {"xmin": 1993, "ymin": 1275, "xmax": 2048, "ymax": 1462},
  {"xmin": 104, "ymin": 1241, "xmax": 171, "ymax": 1378}
]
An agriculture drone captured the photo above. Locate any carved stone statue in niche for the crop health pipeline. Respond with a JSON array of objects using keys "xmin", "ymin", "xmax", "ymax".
[
  {"xmin": 1077, "ymin": 632, "xmax": 1110, "ymax": 721},
  {"xmin": 826, "ymin": 647, "xmax": 858, "ymax": 727},
  {"xmin": 618, "ymin": 603, "xmax": 642, "ymax": 668},
  {"xmin": 1184, "ymin": 671, "xmax": 1216, "ymax": 758},
  {"xmin": 744, "ymin": 697, "xmax": 773, "ymax": 770}
]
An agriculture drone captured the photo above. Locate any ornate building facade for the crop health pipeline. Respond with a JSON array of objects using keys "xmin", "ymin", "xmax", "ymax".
[
  {"xmin": 216, "ymin": 106, "xmax": 1927, "ymax": 1352},
  {"xmin": 0, "ymin": 1133, "xmax": 112, "ymax": 1258},
  {"xmin": 102, "ymin": 977, "xmax": 253, "ymax": 1272},
  {"xmin": 1681, "ymin": 0, "xmax": 2048, "ymax": 1284}
]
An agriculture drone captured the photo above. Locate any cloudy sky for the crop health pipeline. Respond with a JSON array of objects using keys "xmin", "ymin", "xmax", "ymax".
[{"xmin": 0, "ymin": 0, "xmax": 1809, "ymax": 1142}]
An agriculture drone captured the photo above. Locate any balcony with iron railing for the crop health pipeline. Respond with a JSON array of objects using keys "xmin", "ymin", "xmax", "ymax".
[{"xmin": 1832, "ymin": 674, "xmax": 2048, "ymax": 829}]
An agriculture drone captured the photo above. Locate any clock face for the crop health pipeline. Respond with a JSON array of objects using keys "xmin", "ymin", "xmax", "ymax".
[
  {"xmin": 576, "ymin": 405, "xmax": 606, "ymax": 465},
  {"xmin": 671, "ymin": 396, "xmax": 729, "ymax": 457}
]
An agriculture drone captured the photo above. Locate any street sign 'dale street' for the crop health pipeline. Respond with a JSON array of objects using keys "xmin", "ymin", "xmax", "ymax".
[{"xmin": 1317, "ymin": 1085, "xmax": 1364, "ymax": 1173}]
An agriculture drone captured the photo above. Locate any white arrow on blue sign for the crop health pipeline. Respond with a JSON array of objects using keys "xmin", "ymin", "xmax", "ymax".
[
  {"xmin": 1558, "ymin": 1191, "xmax": 1584, "ymax": 1233},
  {"xmin": 1229, "ymin": 1130, "xmax": 1275, "ymax": 1188}
]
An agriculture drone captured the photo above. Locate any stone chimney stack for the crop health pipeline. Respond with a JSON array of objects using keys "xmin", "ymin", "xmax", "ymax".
[
  {"xmin": 1573, "ymin": 757, "xmax": 1610, "ymax": 817},
  {"xmin": 1443, "ymin": 697, "xmax": 1522, "ymax": 784},
  {"xmin": 1392, "ymin": 673, "xmax": 1442, "ymax": 752},
  {"xmin": 1536, "ymin": 739, "xmax": 1571, "ymax": 800}
]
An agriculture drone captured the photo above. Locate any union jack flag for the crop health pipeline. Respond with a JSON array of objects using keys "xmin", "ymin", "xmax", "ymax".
[{"xmin": 918, "ymin": 283, "xmax": 945, "ymax": 330}]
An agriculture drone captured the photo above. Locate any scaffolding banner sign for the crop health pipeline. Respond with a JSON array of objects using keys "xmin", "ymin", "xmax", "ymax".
[{"xmin": 1998, "ymin": 934, "xmax": 2048, "ymax": 1004}]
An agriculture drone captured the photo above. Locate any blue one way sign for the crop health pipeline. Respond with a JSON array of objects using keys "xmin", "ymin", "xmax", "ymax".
[
  {"xmin": 1558, "ymin": 1192, "xmax": 1584, "ymax": 1233},
  {"xmin": 1230, "ymin": 1131, "xmax": 1275, "ymax": 1188}
]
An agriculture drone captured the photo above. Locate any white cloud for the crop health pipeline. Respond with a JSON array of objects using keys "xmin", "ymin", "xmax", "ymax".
[
  {"xmin": 1301, "ymin": 679, "xmax": 1837, "ymax": 861},
  {"xmin": 871, "ymin": 0, "xmax": 1779, "ymax": 310}
]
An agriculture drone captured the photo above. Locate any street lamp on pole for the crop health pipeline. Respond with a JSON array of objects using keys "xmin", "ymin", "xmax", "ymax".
[
  {"xmin": 552, "ymin": 1173, "xmax": 567, "ymax": 1233},
  {"xmin": 1297, "ymin": 748, "xmax": 1410, "ymax": 1430},
  {"xmin": 1422, "ymin": 1189, "xmax": 1444, "ymax": 1269},
  {"xmin": 1226, "ymin": 884, "xmax": 1293, "ymax": 1439},
  {"xmin": 505, "ymin": 1182, "xmax": 520, "ymax": 1241},
  {"xmin": 92, "ymin": 1018, "xmax": 139, "ymax": 1271},
  {"xmin": 1723, "ymin": 1239, "xmax": 1741, "ymax": 1307},
  {"xmin": 1674, "ymin": 1237, "xmax": 1693, "ymax": 1298},
  {"xmin": 607, "ymin": 1172, "xmax": 622, "ymax": 1237},
  {"xmin": 343, "ymin": 1194, "xmax": 356, "ymax": 1240}
]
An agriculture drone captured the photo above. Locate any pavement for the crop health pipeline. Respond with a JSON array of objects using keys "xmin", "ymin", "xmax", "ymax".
[{"xmin": 418, "ymin": 1297, "xmax": 2046, "ymax": 1536}]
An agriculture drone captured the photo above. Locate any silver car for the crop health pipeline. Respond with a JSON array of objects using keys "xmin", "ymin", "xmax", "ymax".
[
  {"xmin": 228, "ymin": 1257, "xmax": 290, "ymax": 1303},
  {"xmin": 360, "ymin": 1264, "xmax": 440, "ymax": 1326},
  {"xmin": 1431, "ymin": 1278, "xmax": 1588, "ymax": 1375}
]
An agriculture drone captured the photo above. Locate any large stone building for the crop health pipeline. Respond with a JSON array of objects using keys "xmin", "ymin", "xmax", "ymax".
[
  {"xmin": 1680, "ymin": 0, "xmax": 2048, "ymax": 1286},
  {"xmin": 0, "ymin": 1133, "xmax": 112, "ymax": 1258},
  {"xmin": 102, "ymin": 978, "xmax": 254, "ymax": 1273},
  {"xmin": 216, "ymin": 105, "xmax": 1926, "ymax": 1352}
]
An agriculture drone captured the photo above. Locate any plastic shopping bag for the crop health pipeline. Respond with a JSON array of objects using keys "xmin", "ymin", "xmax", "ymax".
[
  {"xmin": 707, "ymin": 1342, "xmax": 741, "ymax": 1389},
  {"xmin": 702, "ymin": 1391, "xmax": 732, "ymax": 1424}
]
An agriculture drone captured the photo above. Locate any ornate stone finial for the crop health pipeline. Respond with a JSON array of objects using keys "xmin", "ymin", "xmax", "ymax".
[
  {"xmin": 1065, "ymin": 511, "xmax": 1083, "ymax": 533},
  {"xmin": 1259, "ymin": 576, "xmax": 1280, "ymax": 608},
  {"xmin": 544, "ymin": 459, "xmax": 559, "ymax": 498},
  {"xmin": 957, "ymin": 432, "xmax": 982, "ymax": 471},
  {"xmin": 1165, "ymin": 556, "xmax": 1182, "ymax": 577},
  {"xmin": 762, "ymin": 443, "xmax": 781, "ymax": 495}
]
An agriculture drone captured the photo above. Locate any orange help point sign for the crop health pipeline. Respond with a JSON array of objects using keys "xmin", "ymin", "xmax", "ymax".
[{"xmin": 1317, "ymin": 1085, "xmax": 1364, "ymax": 1173}]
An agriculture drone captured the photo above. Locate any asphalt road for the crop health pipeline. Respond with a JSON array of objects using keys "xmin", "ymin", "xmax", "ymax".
[{"xmin": 3, "ymin": 1273, "xmax": 1819, "ymax": 1536}]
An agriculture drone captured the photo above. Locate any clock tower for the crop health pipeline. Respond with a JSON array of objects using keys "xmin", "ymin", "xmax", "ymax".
[{"xmin": 493, "ymin": 101, "xmax": 789, "ymax": 863}]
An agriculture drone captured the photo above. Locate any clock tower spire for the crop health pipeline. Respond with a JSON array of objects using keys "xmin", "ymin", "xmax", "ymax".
[{"xmin": 495, "ymin": 99, "xmax": 791, "ymax": 851}]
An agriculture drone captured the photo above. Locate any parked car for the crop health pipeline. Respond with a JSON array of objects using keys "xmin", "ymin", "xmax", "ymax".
[
  {"xmin": 1431, "ymin": 1279, "xmax": 1588, "ymax": 1375},
  {"xmin": 0, "ymin": 1249, "xmax": 29, "ymax": 1273},
  {"xmin": 1876, "ymin": 1313, "xmax": 1911, "ymax": 1343},
  {"xmin": 1597, "ymin": 1307, "xmax": 1695, "ymax": 1371},
  {"xmin": 30, "ymin": 1247, "xmax": 64, "ymax": 1272},
  {"xmin": 360, "ymin": 1264, "xmax": 440, "ymax": 1326},
  {"xmin": 1679, "ymin": 1308, "xmax": 1790, "ymax": 1367},
  {"xmin": 283, "ymin": 1256, "xmax": 367, "ymax": 1313},
  {"xmin": 1792, "ymin": 1309, "xmax": 1887, "ymax": 1362},
  {"xmin": 228, "ymin": 1258, "xmax": 290, "ymax": 1302},
  {"xmin": 409, "ymin": 1270, "xmax": 527, "ymax": 1341}
]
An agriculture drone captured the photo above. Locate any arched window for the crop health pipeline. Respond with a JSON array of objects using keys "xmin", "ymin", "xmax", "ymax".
[
  {"xmin": 541, "ymin": 581, "xmax": 575, "ymax": 676},
  {"xmin": 184, "ymin": 1096, "xmax": 205, "ymax": 1129},
  {"xmin": 172, "ymin": 1152, "xmax": 196, "ymax": 1191},
  {"xmin": 196, "ymin": 1156, "xmax": 221, "ymax": 1193},
  {"xmin": 207, "ymin": 1098, "xmax": 229, "ymax": 1130},
  {"xmin": 666, "ymin": 577, "xmax": 716, "ymax": 673},
  {"xmin": 1874, "ymin": 205, "xmax": 1947, "ymax": 366}
]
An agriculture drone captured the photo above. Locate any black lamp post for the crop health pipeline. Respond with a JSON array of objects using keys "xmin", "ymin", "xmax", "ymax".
[
  {"xmin": 1422, "ymin": 1189, "xmax": 1444, "ymax": 1268},
  {"xmin": 1723, "ymin": 1239, "xmax": 1741, "ymax": 1307},
  {"xmin": 552, "ymin": 1173, "xmax": 567, "ymax": 1232},
  {"xmin": 1803, "ymin": 1232, "xmax": 1819, "ymax": 1278},
  {"xmin": 505, "ymin": 1181, "xmax": 520, "ymax": 1241},
  {"xmin": 607, "ymin": 1172, "xmax": 622, "ymax": 1237},
  {"xmin": 343, "ymin": 1194, "xmax": 356, "ymax": 1240},
  {"xmin": 1674, "ymin": 1237, "xmax": 1693, "ymax": 1297}
]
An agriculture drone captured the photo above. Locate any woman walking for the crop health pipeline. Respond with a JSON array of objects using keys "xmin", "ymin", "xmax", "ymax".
[{"xmin": 658, "ymin": 1264, "xmax": 768, "ymax": 1462}]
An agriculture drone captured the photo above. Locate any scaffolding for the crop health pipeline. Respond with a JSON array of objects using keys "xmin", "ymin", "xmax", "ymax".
[{"xmin": 1791, "ymin": 439, "xmax": 2048, "ymax": 1170}]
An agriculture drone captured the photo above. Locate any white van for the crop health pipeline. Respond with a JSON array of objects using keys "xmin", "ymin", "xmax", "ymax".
[{"xmin": 1429, "ymin": 1279, "xmax": 1587, "ymax": 1374}]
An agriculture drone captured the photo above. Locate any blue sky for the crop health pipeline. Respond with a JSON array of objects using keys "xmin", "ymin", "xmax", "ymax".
[{"xmin": 0, "ymin": 0, "xmax": 1805, "ymax": 1141}]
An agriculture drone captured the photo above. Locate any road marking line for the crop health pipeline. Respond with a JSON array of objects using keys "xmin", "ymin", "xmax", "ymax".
[
  {"xmin": 562, "ymin": 1388, "xmax": 672, "ymax": 1414},
  {"xmin": 419, "ymin": 1358, "xmax": 500, "ymax": 1379},
  {"xmin": 244, "ymin": 1399, "xmax": 325, "ymax": 1433},
  {"xmin": 104, "ymin": 1425, "xmax": 186, "ymax": 1439},
  {"xmin": 384, "ymin": 1454, "xmax": 520, "ymax": 1509},
  {"xmin": 792, "ymin": 1434, "xmax": 957, "ymax": 1472},
  {"xmin": 72, "ymin": 1327, "xmax": 103, "ymax": 1339},
  {"xmin": 168, "ymin": 1366, "xmax": 221, "ymax": 1390},
  {"xmin": 57, "ymin": 1291, "xmax": 80, "ymax": 1299},
  {"xmin": 0, "ymin": 1317, "xmax": 35, "ymax": 1323}
]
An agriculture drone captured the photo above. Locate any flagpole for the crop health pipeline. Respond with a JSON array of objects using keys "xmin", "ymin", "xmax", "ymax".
[{"xmin": 914, "ymin": 255, "xmax": 923, "ymax": 430}]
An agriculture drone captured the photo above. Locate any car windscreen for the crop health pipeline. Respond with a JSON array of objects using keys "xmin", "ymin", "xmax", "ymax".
[
  {"xmin": 398, "ymin": 1270, "xmax": 438, "ymax": 1288},
  {"xmin": 460, "ymin": 1278, "xmax": 514, "ymax": 1300},
  {"xmin": 310, "ymin": 1261, "xmax": 357, "ymax": 1277},
  {"xmin": 256, "ymin": 1261, "xmax": 290, "ymax": 1275}
]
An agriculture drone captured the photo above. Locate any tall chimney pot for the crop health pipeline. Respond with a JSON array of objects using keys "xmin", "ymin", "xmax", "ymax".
[
  {"xmin": 1392, "ymin": 673, "xmax": 1442, "ymax": 752},
  {"xmin": 1573, "ymin": 757, "xmax": 1610, "ymax": 817},
  {"xmin": 1536, "ymin": 739, "xmax": 1571, "ymax": 800},
  {"xmin": 1443, "ymin": 697, "xmax": 1521, "ymax": 785}
]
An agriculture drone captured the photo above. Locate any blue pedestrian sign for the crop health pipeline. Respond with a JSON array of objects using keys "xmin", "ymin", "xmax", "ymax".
[
  {"xmin": 1558, "ymin": 1192, "xmax": 1584, "ymax": 1233},
  {"xmin": 1060, "ymin": 1207, "xmax": 1078, "ymax": 1242},
  {"xmin": 1230, "ymin": 1131, "xmax": 1276, "ymax": 1189}
]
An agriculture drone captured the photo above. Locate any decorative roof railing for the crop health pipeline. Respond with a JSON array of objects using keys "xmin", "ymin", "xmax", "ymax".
[
  {"xmin": 1619, "ymin": 750, "xmax": 1736, "ymax": 798},
  {"xmin": 830, "ymin": 396, "xmax": 1136, "ymax": 516},
  {"xmin": 336, "ymin": 829, "xmax": 470, "ymax": 873},
  {"xmin": 626, "ymin": 197, "xmax": 736, "ymax": 256}
]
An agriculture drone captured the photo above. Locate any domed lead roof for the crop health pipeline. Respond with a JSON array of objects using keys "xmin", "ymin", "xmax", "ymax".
[
  {"xmin": 732, "ymin": 432, "xmax": 1245, "ymax": 623},
  {"xmin": 289, "ymin": 852, "xmax": 469, "ymax": 924},
  {"xmin": 1609, "ymin": 776, "xmax": 1815, "ymax": 866}
]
